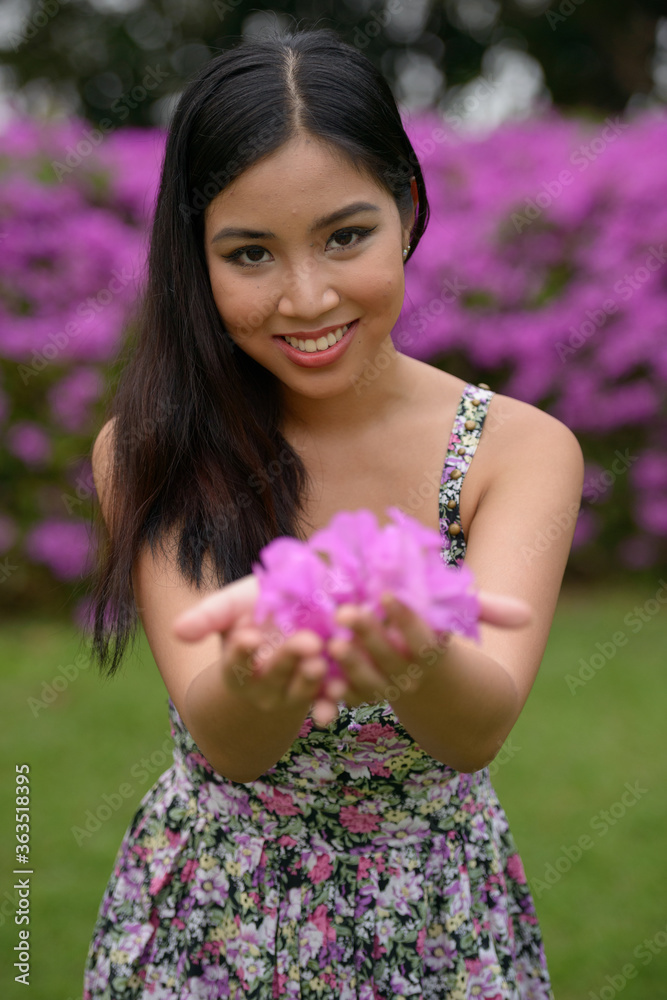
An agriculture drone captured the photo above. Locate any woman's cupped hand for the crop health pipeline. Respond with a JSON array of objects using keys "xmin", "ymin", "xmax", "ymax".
[{"xmin": 172, "ymin": 573, "xmax": 532, "ymax": 729}]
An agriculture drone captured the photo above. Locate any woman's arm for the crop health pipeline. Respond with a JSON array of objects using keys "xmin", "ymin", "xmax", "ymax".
[
  {"xmin": 327, "ymin": 395, "xmax": 585, "ymax": 772},
  {"xmin": 92, "ymin": 422, "xmax": 330, "ymax": 784},
  {"xmin": 132, "ymin": 539, "xmax": 329, "ymax": 783}
]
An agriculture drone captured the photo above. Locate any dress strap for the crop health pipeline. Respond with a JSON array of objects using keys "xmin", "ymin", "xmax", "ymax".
[{"xmin": 439, "ymin": 382, "xmax": 495, "ymax": 564}]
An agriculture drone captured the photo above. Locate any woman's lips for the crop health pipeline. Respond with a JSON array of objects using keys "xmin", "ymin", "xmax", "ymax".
[{"xmin": 273, "ymin": 319, "xmax": 359, "ymax": 368}]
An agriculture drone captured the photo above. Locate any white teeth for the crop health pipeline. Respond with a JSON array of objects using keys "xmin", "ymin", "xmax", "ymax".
[{"xmin": 284, "ymin": 324, "xmax": 350, "ymax": 353}]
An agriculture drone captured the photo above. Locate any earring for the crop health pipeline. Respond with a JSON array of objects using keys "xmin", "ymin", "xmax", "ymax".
[{"xmin": 403, "ymin": 244, "xmax": 411, "ymax": 260}]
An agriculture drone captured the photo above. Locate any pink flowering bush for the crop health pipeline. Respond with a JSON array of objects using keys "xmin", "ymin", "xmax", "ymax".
[
  {"xmin": 398, "ymin": 108, "xmax": 667, "ymax": 571},
  {"xmin": 1, "ymin": 107, "xmax": 665, "ymax": 620},
  {"xmin": 252, "ymin": 507, "xmax": 480, "ymax": 688},
  {"xmin": 0, "ymin": 116, "xmax": 164, "ymax": 616}
]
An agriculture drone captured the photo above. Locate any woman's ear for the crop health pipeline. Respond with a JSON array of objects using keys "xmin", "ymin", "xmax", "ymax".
[
  {"xmin": 404, "ymin": 176, "xmax": 419, "ymax": 244},
  {"xmin": 410, "ymin": 176, "xmax": 419, "ymax": 215}
]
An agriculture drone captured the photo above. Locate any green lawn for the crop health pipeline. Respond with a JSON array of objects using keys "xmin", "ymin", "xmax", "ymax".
[{"xmin": 1, "ymin": 580, "xmax": 666, "ymax": 999}]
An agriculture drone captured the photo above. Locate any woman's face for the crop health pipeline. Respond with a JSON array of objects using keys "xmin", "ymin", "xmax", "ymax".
[{"xmin": 203, "ymin": 134, "xmax": 415, "ymax": 412}]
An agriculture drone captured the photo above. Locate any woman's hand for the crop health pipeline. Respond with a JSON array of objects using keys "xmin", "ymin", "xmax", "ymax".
[
  {"xmin": 215, "ymin": 621, "xmax": 339, "ymax": 723},
  {"xmin": 172, "ymin": 575, "xmax": 532, "ymax": 720},
  {"xmin": 325, "ymin": 590, "xmax": 533, "ymax": 709},
  {"xmin": 173, "ymin": 574, "xmax": 346, "ymax": 728}
]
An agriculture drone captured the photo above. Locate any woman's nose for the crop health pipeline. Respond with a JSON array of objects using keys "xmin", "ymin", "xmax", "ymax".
[{"xmin": 277, "ymin": 257, "xmax": 340, "ymax": 318}]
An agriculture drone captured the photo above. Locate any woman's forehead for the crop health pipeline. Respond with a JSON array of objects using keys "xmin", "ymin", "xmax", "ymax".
[{"xmin": 204, "ymin": 139, "xmax": 391, "ymax": 227}]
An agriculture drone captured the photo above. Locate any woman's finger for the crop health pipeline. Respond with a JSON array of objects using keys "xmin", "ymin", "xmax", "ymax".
[
  {"xmin": 173, "ymin": 573, "xmax": 258, "ymax": 641},
  {"xmin": 376, "ymin": 597, "xmax": 439, "ymax": 665},
  {"xmin": 256, "ymin": 632, "xmax": 323, "ymax": 692},
  {"xmin": 328, "ymin": 635, "xmax": 387, "ymax": 704},
  {"xmin": 285, "ymin": 655, "xmax": 327, "ymax": 705},
  {"xmin": 323, "ymin": 678, "xmax": 348, "ymax": 702},
  {"xmin": 310, "ymin": 698, "xmax": 340, "ymax": 728},
  {"xmin": 335, "ymin": 606, "xmax": 404, "ymax": 677},
  {"xmin": 221, "ymin": 627, "xmax": 265, "ymax": 693}
]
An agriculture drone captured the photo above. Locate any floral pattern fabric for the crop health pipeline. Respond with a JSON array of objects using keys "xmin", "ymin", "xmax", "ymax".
[{"xmin": 83, "ymin": 382, "xmax": 554, "ymax": 1000}]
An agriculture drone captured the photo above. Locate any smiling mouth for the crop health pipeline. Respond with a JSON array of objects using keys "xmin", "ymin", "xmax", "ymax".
[{"xmin": 280, "ymin": 323, "xmax": 352, "ymax": 354}]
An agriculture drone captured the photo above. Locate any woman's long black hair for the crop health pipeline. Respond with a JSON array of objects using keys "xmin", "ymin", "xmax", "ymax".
[{"xmin": 89, "ymin": 24, "xmax": 431, "ymax": 676}]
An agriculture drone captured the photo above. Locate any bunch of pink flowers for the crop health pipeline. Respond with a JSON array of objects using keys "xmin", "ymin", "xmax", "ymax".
[{"xmin": 251, "ymin": 507, "xmax": 480, "ymax": 683}]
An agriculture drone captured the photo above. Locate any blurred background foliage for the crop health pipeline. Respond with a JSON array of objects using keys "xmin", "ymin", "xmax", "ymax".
[
  {"xmin": 1, "ymin": 0, "xmax": 667, "ymax": 622},
  {"xmin": 2, "ymin": 0, "xmax": 667, "ymax": 123}
]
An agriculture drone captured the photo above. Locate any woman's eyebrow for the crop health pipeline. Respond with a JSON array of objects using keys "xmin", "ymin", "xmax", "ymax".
[
  {"xmin": 312, "ymin": 201, "xmax": 380, "ymax": 231},
  {"xmin": 209, "ymin": 201, "xmax": 381, "ymax": 243}
]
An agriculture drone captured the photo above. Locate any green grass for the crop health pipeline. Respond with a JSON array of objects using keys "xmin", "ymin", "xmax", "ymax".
[
  {"xmin": 492, "ymin": 581, "xmax": 667, "ymax": 999},
  {"xmin": 1, "ymin": 581, "xmax": 666, "ymax": 999}
]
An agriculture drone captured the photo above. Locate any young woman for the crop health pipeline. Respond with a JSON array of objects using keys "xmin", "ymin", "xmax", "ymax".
[{"xmin": 84, "ymin": 25, "xmax": 583, "ymax": 1000}]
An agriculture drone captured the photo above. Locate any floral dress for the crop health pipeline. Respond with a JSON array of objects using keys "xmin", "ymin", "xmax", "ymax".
[{"xmin": 83, "ymin": 381, "xmax": 554, "ymax": 1000}]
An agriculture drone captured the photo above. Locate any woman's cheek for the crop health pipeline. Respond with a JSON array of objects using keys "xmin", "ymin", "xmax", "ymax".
[{"xmin": 209, "ymin": 283, "xmax": 246, "ymax": 332}]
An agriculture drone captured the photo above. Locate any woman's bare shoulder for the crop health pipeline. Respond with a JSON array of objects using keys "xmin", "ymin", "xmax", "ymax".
[
  {"xmin": 412, "ymin": 362, "xmax": 582, "ymax": 466},
  {"xmin": 91, "ymin": 417, "xmax": 118, "ymax": 529},
  {"xmin": 485, "ymin": 391, "xmax": 583, "ymax": 462},
  {"xmin": 470, "ymin": 391, "xmax": 585, "ymax": 534}
]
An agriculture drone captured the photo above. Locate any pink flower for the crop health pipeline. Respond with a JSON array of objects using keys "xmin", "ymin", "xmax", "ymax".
[
  {"xmin": 297, "ymin": 716, "xmax": 314, "ymax": 738},
  {"xmin": 251, "ymin": 507, "xmax": 480, "ymax": 685},
  {"xmin": 24, "ymin": 518, "xmax": 96, "ymax": 579},
  {"xmin": 6, "ymin": 422, "xmax": 51, "ymax": 466},
  {"xmin": 506, "ymin": 853, "xmax": 527, "ymax": 884},
  {"xmin": 149, "ymin": 872, "xmax": 172, "ymax": 896},
  {"xmin": 339, "ymin": 806, "xmax": 381, "ymax": 833},
  {"xmin": 308, "ymin": 858, "xmax": 333, "ymax": 885},
  {"xmin": 355, "ymin": 723, "xmax": 392, "ymax": 743},
  {"xmin": 258, "ymin": 789, "xmax": 301, "ymax": 816},
  {"xmin": 180, "ymin": 859, "xmax": 198, "ymax": 883}
]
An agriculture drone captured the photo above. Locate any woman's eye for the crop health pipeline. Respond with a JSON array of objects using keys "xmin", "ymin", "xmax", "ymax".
[
  {"xmin": 224, "ymin": 246, "xmax": 272, "ymax": 268},
  {"xmin": 223, "ymin": 227, "xmax": 376, "ymax": 268},
  {"xmin": 328, "ymin": 227, "xmax": 376, "ymax": 250}
]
